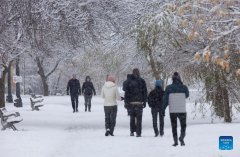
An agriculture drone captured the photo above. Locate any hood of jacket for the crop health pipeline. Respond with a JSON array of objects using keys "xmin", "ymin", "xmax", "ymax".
[
  {"xmin": 104, "ymin": 81, "xmax": 116, "ymax": 88},
  {"xmin": 85, "ymin": 76, "xmax": 91, "ymax": 82}
]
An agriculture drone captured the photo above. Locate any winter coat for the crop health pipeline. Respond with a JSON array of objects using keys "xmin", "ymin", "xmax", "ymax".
[
  {"xmin": 67, "ymin": 79, "xmax": 81, "ymax": 95},
  {"xmin": 82, "ymin": 76, "xmax": 96, "ymax": 96},
  {"xmin": 122, "ymin": 74, "xmax": 132, "ymax": 92},
  {"xmin": 148, "ymin": 86, "xmax": 164, "ymax": 110},
  {"xmin": 124, "ymin": 74, "xmax": 147, "ymax": 104},
  {"xmin": 164, "ymin": 80, "xmax": 189, "ymax": 113},
  {"xmin": 101, "ymin": 81, "xmax": 121, "ymax": 106}
]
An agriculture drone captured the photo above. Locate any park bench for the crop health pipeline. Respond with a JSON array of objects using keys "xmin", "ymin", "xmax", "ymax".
[
  {"xmin": 0, "ymin": 107, "xmax": 23, "ymax": 131},
  {"xmin": 30, "ymin": 94, "xmax": 44, "ymax": 111}
]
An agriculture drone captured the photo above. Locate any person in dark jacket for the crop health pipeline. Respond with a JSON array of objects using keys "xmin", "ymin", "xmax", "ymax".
[
  {"xmin": 67, "ymin": 74, "xmax": 81, "ymax": 113},
  {"xmin": 122, "ymin": 74, "xmax": 132, "ymax": 116},
  {"xmin": 148, "ymin": 80, "xmax": 165, "ymax": 137},
  {"xmin": 164, "ymin": 72, "xmax": 189, "ymax": 146},
  {"xmin": 124, "ymin": 68, "xmax": 147, "ymax": 137},
  {"xmin": 82, "ymin": 76, "xmax": 96, "ymax": 112}
]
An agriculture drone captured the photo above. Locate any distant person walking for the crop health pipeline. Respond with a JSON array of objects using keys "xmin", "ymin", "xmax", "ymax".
[
  {"xmin": 101, "ymin": 75, "xmax": 122, "ymax": 136},
  {"xmin": 67, "ymin": 74, "xmax": 81, "ymax": 113},
  {"xmin": 148, "ymin": 80, "xmax": 165, "ymax": 137},
  {"xmin": 164, "ymin": 72, "xmax": 189, "ymax": 146},
  {"xmin": 124, "ymin": 68, "xmax": 147, "ymax": 137},
  {"xmin": 82, "ymin": 76, "xmax": 96, "ymax": 112}
]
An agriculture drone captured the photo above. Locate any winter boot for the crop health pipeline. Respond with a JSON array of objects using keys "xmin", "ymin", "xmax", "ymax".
[
  {"xmin": 88, "ymin": 105, "xmax": 91, "ymax": 112},
  {"xmin": 160, "ymin": 130, "xmax": 164, "ymax": 136},
  {"xmin": 179, "ymin": 137, "xmax": 185, "ymax": 146},
  {"xmin": 130, "ymin": 132, "xmax": 134, "ymax": 136},
  {"xmin": 105, "ymin": 129, "xmax": 110, "ymax": 136},
  {"xmin": 136, "ymin": 134, "xmax": 141, "ymax": 137},
  {"xmin": 109, "ymin": 132, "xmax": 114, "ymax": 136},
  {"xmin": 172, "ymin": 137, "xmax": 178, "ymax": 147},
  {"xmin": 76, "ymin": 109, "xmax": 78, "ymax": 112},
  {"xmin": 154, "ymin": 128, "xmax": 159, "ymax": 137}
]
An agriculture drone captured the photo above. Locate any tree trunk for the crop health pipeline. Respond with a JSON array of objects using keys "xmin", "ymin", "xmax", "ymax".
[
  {"xmin": 213, "ymin": 81, "xmax": 224, "ymax": 117},
  {"xmin": 54, "ymin": 72, "xmax": 61, "ymax": 95},
  {"xmin": 6, "ymin": 62, "xmax": 13, "ymax": 103},
  {"xmin": 207, "ymin": 68, "xmax": 231, "ymax": 122},
  {"xmin": 36, "ymin": 57, "xmax": 60, "ymax": 96},
  {"xmin": 36, "ymin": 57, "xmax": 48, "ymax": 96},
  {"xmin": 222, "ymin": 86, "xmax": 231, "ymax": 122},
  {"xmin": 146, "ymin": 48, "xmax": 160, "ymax": 80},
  {"xmin": 220, "ymin": 71, "xmax": 232, "ymax": 122},
  {"xmin": 15, "ymin": 56, "xmax": 23, "ymax": 107},
  {"xmin": 42, "ymin": 77, "xmax": 49, "ymax": 96},
  {"xmin": 0, "ymin": 68, "xmax": 8, "ymax": 108}
]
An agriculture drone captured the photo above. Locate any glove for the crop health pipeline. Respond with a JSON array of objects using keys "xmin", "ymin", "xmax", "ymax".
[
  {"xmin": 143, "ymin": 102, "xmax": 146, "ymax": 108},
  {"xmin": 66, "ymin": 91, "xmax": 69, "ymax": 95},
  {"xmin": 121, "ymin": 97, "xmax": 124, "ymax": 101}
]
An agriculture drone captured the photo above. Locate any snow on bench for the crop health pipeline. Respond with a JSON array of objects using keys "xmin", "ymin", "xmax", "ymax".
[
  {"xmin": 30, "ymin": 94, "xmax": 44, "ymax": 111},
  {"xmin": 0, "ymin": 107, "xmax": 23, "ymax": 131}
]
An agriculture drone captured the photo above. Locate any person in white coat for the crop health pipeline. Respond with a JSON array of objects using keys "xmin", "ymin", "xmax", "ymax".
[{"xmin": 101, "ymin": 75, "xmax": 122, "ymax": 136}]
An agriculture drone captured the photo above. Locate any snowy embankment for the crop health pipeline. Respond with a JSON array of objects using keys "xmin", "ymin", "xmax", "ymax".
[{"xmin": 0, "ymin": 93, "xmax": 239, "ymax": 157}]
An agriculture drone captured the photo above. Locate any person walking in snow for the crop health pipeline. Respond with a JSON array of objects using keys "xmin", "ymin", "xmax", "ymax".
[
  {"xmin": 164, "ymin": 72, "xmax": 189, "ymax": 146},
  {"xmin": 82, "ymin": 76, "xmax": 96, "ymax": 112},
  {"xmin": 101, "ymin": 75, "xmax": 122, "ymax": 136},
  {"xmin": 124, "ymin": 68, "xmax": 147, "ymax": 137},
  {"xmin": 67, "ymin": 74, "xmax": 81, "ymax": 113},
  {"xmin": 148, "ymin": 80, "xmax": 165, "ymax": 137}
]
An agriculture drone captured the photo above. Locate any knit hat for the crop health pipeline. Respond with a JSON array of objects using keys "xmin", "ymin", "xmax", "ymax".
[
  {"xmin": 172, "ymin": 72, "xmax": 182, "ymax": 82},
  {"xmin": 107, "ymin": 75, "xmax": 115, "ymax": 83},
  {"xmin": 155, "ymin": 80, "xmax": 163, "ymax": 87}
]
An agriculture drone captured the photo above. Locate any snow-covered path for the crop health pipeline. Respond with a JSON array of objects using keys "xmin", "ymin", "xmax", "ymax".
[{"xmin": 0, "ymin": 96, "xmax": 239, "ymax": 157}]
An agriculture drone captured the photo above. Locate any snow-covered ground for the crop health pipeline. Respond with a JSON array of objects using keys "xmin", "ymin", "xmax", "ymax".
[{"xmin": 0, "ymin": 94, "xmax": 240, "ymax": 157}]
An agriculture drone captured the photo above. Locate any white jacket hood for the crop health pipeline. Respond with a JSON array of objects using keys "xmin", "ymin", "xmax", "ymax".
[
  {"xmin": 104, "ymin": 81, "xmax": 116, "ymax": 88},
  {"xmin": 101, "ymin": 81, "xmax": 121, "ymax": 106}
]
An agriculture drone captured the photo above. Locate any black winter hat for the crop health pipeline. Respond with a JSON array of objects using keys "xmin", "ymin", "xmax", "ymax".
[{"xmin": 172, "ymin": 72, "xmax": 182, "ymax": 82}]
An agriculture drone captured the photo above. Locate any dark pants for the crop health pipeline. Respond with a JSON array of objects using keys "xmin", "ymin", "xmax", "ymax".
[
  {"xmin": 124, "ymin": 103, "xmax": 131, "ymax": 116},
  {"xmin": 70, "ymin": 94, "xmax": 79, "ymax": 111},
  {"xmin": 84, "ymin": 94, "xmax": 92, "ymax": 111},
  {"xmin": 170, "ymin": 113, "xmax": 187, "ymax": 143},
  {"xmin": 129, "ymin": 105, "xmax": 143, "ymax": 136},
  {"xmin": 151, "ymin": 107, "xmax": 164, "ymax": 135},
  {"xmin": 104, "ymin": 106, "xmax": 118, "ymax": 134}
]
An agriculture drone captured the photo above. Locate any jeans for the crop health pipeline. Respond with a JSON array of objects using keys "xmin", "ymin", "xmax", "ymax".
[
  {"xmin": 70, "ymin": 94, "xmax": 79, "ymax": 111},
  {"xmin": 84, "ymin": 94, "xmax": 92, "ymax": 111},
  {"xmin": 104, "ymin": 106, "xmax": 118, "ymax": 134},
  {"xmin": 170, "ymin": 113, "xmax": 187, "ymax": 143},
  {"xmin": 129, "ymin": 105, "xmax": 143, "ymax": 136},
  {"xmin": 151, "ymin": 107, "xmax": 164, "ymax": 135}
]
